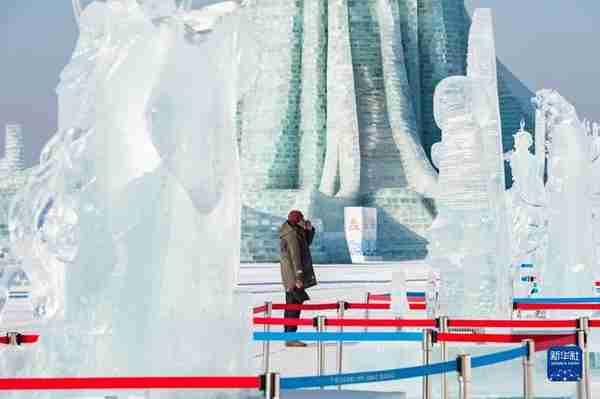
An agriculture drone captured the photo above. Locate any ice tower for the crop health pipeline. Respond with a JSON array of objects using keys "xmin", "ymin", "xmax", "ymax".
[{"xmin": 237, "ymin": 0, "xmax": 534, "ymax": 263}]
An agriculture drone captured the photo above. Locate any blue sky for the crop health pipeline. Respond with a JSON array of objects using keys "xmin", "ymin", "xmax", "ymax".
[{"xmin": 1, "ymin": 1, "xmax": 598, "ymax": 166}]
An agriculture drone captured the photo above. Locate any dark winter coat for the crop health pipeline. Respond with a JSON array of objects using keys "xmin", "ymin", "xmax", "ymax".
[{"xmin": 279, "ymin": 222, "xmax": 317, "ymax": 291}]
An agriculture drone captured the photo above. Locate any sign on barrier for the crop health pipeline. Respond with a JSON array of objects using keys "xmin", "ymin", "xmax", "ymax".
[{"xmin": 547, "ymin": 346, "xmax": 582, "ymax": 382}]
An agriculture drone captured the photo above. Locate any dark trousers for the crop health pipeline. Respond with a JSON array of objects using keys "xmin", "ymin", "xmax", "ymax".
[{"xmin": 284, "ymin": 291, "xmax": 304, "ymax": 333}]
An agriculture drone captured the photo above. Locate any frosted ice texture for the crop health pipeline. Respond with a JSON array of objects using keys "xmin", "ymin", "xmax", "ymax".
[
  {"xmin": 298, "ymin": 0, "xmax": 327, "ymax": 190},
  {"xmin": 427, "ymin": 9, "xmax": 508, "ymax": 318},
  {"xmin": 319, "ymin": 0, "xmax": 361, "ymax": 198},
  {"xmin": 237, "ymin": 0, "xmax": 302, "ymax": 190},
  {"xmin": 4, "ymin": 1, "xmax": 255, "ymax": 398},
  {"xmin": 533, "ymin": 90, "xmax": 595, "ymax": 297},
  {"xmin": 376, "ymin": 0, "xmax": 437, "ymax": 197},
  {"xmin": 427, "ymin": 76, "xmax": 499, "ymax": 317},
  {"xmin": 466, "ymin": 9, "xmax": 511, "ymax": 315},
  {"xmin": 0, "ymin": 125, "xmax": 25, "ymax": 178},
  {"xmin": 505, "ymin": 122, "xmax": 547, "ymax": 297}
]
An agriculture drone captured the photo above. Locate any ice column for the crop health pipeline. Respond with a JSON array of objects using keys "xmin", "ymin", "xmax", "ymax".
[
  {"xmin": 319, "ymin": 0, "xmax": 361, "ymax": 198},
  {"xmin": 467, "ymin": 9, "xmax": 511, "ymax": 314},
  {"xmin": 299, "ymin": 0, "xmax": 327, "ymax": 189},
  {"xmin": 376, "ymin": 0, "xmax": 437, "ymax": 197}
]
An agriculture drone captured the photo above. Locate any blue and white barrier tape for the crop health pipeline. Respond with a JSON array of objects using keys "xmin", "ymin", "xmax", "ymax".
[
  {"xmin": 471, "ymin": 346, "xmax": 527, "ymax": 368},
  {"xmin": 280, "ymin": 345, "xmax": 527, "ymax": 389},
  {"xmin": 281, "ymin": 360, "xmax": 457, "ymax": 389}
]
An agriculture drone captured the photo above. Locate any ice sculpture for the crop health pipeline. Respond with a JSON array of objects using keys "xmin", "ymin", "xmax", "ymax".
[
  {"xmin": 590, "ymin": 123, "xmax": 600, "ymax": 274},
  {"xmin": 5, "ymin": 1, "xmax": 256, "ymax": 398},
  {"xmin": 533, "ymin": 90, "xmax": 594, "ymax": 297},
  {"xmin": 426, "ymin": 76, "xmax": 499, "ymax": 317},
  {"xmin": 505, "ymin": 120, "xmax": 547, "ymax": 297},
  {"xmin": 467, "ymin": 9, "xmax": 511, "ymax": 312},
  {"xmin": 426, "ymin": 9, "xmax": 510, "ymax": 317}
]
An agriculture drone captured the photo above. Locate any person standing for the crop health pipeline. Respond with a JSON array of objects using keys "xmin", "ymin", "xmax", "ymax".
[{"xmin": 279, "ymin": 210, "xmax": 317, "ymax": 347}]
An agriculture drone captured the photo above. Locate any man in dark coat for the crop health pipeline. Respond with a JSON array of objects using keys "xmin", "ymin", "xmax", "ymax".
[{"xmin": 280, "ymin": 210, "xmax": 317, "ymax": 347}]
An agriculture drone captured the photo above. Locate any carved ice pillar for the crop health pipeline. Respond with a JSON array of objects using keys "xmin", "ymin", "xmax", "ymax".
[
  {"xmin": 417, "ymin": 0, "xmax": 451, "ymax": 158},
  {"xmin": 319, "ymin": 0, "xmax": 360, "ymax": 199},
  {"xmin": 467, "ymin": 8, "xmax": 511, "ymax": 313},
  {"xmin": 397, "ymin": 0, "xmax": 421, "ymax": 133},
  {"xmin": 376, "ymin": 0, "xmax": 437, "ymax": 197},
  {"xmin": 238, "ymin": 1, "xmax": 302, "ymax": 190},
  {"xmin": 299, "ymin": 0, "xmax": 327, "ymax": 189}
]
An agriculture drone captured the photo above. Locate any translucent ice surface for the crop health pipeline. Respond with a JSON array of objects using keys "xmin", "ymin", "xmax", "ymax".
[
  {"xmin": 3, "ymin": 1, "xmax": 260, "ymax": 398},
  {"xmin": 533, "ymin": 89, "xmax": 595, "ymax": 297}
]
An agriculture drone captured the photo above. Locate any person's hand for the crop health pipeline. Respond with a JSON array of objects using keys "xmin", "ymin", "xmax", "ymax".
[
  {"xmin": 295, "ymin": 279, "xmax": 304, "ymax": 289},
  {"xmin": 304, "ymin": 220, "xmax": 312, "ymax": 230}
]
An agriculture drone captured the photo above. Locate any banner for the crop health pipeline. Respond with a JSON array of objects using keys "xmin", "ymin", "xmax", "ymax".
[{"xmin": 344, "ymin": 207, "xmax": 381, "ymax": 263}]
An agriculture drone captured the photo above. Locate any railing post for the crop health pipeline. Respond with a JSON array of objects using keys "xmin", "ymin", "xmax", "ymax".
[
  {"xmin": 522, "ymin": 339, "xmax": 535, "ymax": 399},
  {"xmin": 577, "ymin": 317, "xmax": 591, "ymax": 399},
  {"xmin": 264, "ymin": 372, "xmax": 280, "ymax": 399},
  {"xmin": 263, "ymin": 301, "xmax": 273, "ymax": 374},
  {"xmin": 439, "ymin": 316, "xmax": 449, "ymax": 399},
  {"xmin": 395, "ymin": 316, "xmax": 403, "ymax": 332},
  {"xmin": 364, "ymin": 292, "xmax": 371, "ymax": 332},
  {"xmin": 458, "ymin": 354, "xmax": 471, "ymax": 399},
  {"xmin": 422, "ymin": 329, "xmax": 433, "ymax": 399},
  {"xmin": 336, "ymin": 301, "xmax": 346, "ymax": 390},
  {"xmin": 316, "ymin": 315, "xmax": 327, "ymax": 388}
]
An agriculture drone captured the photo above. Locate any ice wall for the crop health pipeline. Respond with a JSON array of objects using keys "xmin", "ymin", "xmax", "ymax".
[{"xmin": 4, "ymin": 1, "xmax": 256, "ymax": 398}]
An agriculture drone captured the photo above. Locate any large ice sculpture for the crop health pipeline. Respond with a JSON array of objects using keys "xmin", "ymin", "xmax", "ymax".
[
  {"xmin": 5, "ymin": 1, "xmax": 256, "ymax": 398},
  {"xmin": 426, "ymin": 9, "xmax": 509, "ymax": 317},
  {"xmin": 426, "ymin": 76, "xmax": 499, "ymax": 317},
  {"xmin": 533, "ymin": 90, "xmax": 594, "ymax": 297}
]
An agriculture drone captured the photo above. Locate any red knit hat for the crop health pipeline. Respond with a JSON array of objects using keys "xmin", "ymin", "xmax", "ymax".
[{"xmin": 287, "ymin": 210, "xmax": 304, "ymax": 224}]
